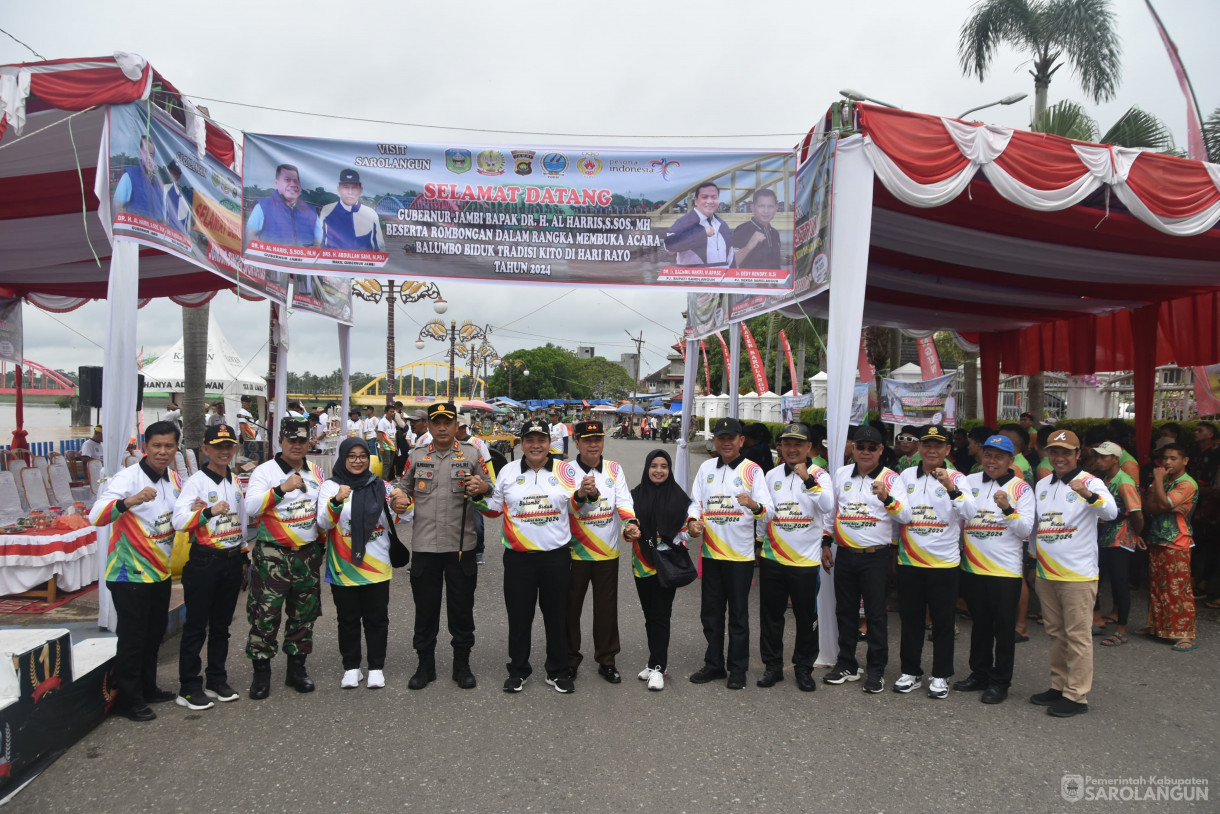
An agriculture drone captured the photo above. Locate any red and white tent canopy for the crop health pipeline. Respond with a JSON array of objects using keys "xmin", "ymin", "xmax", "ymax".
[
  {"xmin": 780, "ymin": 104, "xmax": 1220, "ymax": 466},
  {"xmin": 0, "ymin": 54, "xmax": 241, "ymax": 307}
]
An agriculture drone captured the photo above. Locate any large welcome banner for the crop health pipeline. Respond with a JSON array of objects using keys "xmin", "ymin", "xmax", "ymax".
[
  {"xmin": 686, "ymin": 135, "xmax": 836, "ymax": 337},
  {"xmin": 241, "ymin": 134, "xmax": 795, "ymax": 292},
  {"xmin": 879, "ymin": 373, "xmax": 958, "ymax": 429},
  {"xmin": 106, "ymin": 103, "xmax": 287, "ymax": 304}
]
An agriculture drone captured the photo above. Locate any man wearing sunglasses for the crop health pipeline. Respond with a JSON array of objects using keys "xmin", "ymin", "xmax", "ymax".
[
  {"xmin": 894, "ymin": 426, "xmax": 921, "ymax": 472},
  {"xmin": 823, "ymin": 425, "xmax": 911, "ymax": 693}
]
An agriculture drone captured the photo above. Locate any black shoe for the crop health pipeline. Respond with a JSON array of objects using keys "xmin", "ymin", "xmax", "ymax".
[
  {"xmin": 1030, "ymin": 688, "xmax": 1063, "ymax": 706},
  {"xmin": 566, "ymin": 666, "xmax": 579, "ymax": 681},
  {"xmin": 953, "ymin": 675, "xmax": 989, "ymax": 692},
  {"xmin": 175, "ymin": 689, "xmax": 215, "ymax": 711},
  {"xmin": 823, "ymin": 666, "xmax": 863, "ymax": 685},
  {"xmin": 145, "ymin": 688, "xmax": 177, "ymax": 704},
  {"xmin": 862, "ymin": 675, "xmax": 885, "ymax": 693},
  {"xmin": 726, "ymin": 672, "xmax": 746, "ymax": 690},
  {"xmin": 980, "ymin": 686, "xmax": 1008, "ymax": 704},
  {"xmin": 503, "ymin": 676, "xmax": 526, "ymax": 693},
  {"xmin": 452, "ymin": 656, "xmax": 477, "ymax": 690},
  {"xmin": 285, "ymin": 656, "xmax": 315, "ymax": 693},
  {"xmin": 689, "ymin": 666, "xmax": 728, "ymax": 684},
  {"xmin": 408, "ymin": 659, "xmax": 437, "ymax": 691},
  {"xmin": 204, "ymin": 681, "xmax": 240, "ymax": 702},
  {"xmin": 249, "ymin": 660, "xmax": 271, "ymax": 700},
  {"xmin": 794, "ymin": 668, "xmax": 817, "ymax": 692},
  {"xmin": 118, "ymin": 704, "xmax": 156, "ymax": 722},
  {"xmin": 545, "ymin": 675, "xmax": 575, "ymax": 693},
  {"xmin": 597, "ymin": 664, "xmax": 622, "ymax": 684},
  {"xmin": 1047, "ymin": 697, "xmax": 1089, "ymax": 718},
  {"xmin": 756, "ymin": 669, "xmax": 784, "ymax": 688}
]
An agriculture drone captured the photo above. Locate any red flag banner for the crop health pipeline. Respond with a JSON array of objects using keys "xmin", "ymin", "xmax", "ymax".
[
  {"xmin": 700, "ymin": 340, "xmax": 712, "ymax": 394},
  {"xmin": 676, "ymin": 337, "xmax": 686, "ymax": 360},
  {"xmin": 740, "ymin": 323, "xmax": 770, "ymax": 394},
  {"xmin": 858, "ymin": 333, "xmax": 876, "ymax": 407},
  {"xmin": 715, "ymin": 330, "xmax": 730, "ymax": 362},
  {"xmin": 779, "ymin": 329, "xmax": 800, "ymax": 395},
  {"xmin": 917, "ymin": 335, "xmax": 943, "ymax": 380},
  {"xmin": 1145, "ymin": 0, "xmax": 1208, "ymax": 161}
]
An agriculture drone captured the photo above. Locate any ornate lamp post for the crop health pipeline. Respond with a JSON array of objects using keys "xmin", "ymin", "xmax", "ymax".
[
  {"xmin": 352, "ymin": 278, "xmax": 446, "ymax": 406},
  {"xmin": 416, "ymin": 319, "xmax": 488, "ymax": 401},
  {"xmin": 499, "ymin": 358, "xmax": 528, "ymax": 398}
]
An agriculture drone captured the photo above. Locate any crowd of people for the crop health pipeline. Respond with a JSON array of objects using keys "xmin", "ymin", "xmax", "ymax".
[{"xmin": 88, "ymin": 401, "xmax": 1204, "ymax": 722}]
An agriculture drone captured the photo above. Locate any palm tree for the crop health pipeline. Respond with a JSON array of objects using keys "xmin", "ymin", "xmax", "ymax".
[
  {"xmin": 181, "ymin": 303, "xmax": 209, "ymax": 455},
  {"xmin": 1034, "ymin": 100, "xmax": 1175, "ymax": 152},
  {"xmin": 1204, "ymin": 107, "xmax": 1220, "ymax": 163},
  {"xmin": 959, "ymin": 0, "xmax": 1122, "ymax": 122},
  {"xmin": 959, "ymin": 0, "xmax": 1122, "ymax": 420}
]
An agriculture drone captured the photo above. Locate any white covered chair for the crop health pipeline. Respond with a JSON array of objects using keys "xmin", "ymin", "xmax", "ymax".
[
  {"xmin": 174, "ymin": 452, "xmax": 189, "ymax": 482},
  {"xmin": 0, "ymin": 471, "xmax": 23, "ymax": 524},
  {"xmin": 48, "ymin": 463, "xmax": 76, "ymax": 506},
  {"xmin": 7, "ymin": 459, "xmax": 29, "ymax": 510},
  {"xmin": 85, "ymin": 460, "xmax": 103, "ymax": 499},
  {"xmin": 185, "ymin": 449, "xmax": 199, "ymax": 475},
  {"xmin": 20, "ymin": 467, "xmax": 51, "ymax": 511},
  {"xmin": 32, "ymin": 456, "xmax": 51, "ymax": 489}
]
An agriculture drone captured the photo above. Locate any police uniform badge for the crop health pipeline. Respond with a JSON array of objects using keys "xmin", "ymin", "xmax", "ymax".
[{"xmin": 512, "ymin": 149, "xmax": 535, "ymax": 176}]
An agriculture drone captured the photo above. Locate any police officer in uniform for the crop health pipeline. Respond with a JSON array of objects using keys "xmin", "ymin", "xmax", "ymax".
[{"xmin": 399, "ymin": 403, "xmax": 490, "ymax": 690}]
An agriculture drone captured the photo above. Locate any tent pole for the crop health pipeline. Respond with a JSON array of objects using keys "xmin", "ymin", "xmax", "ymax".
[
  {"xmin": 676, "ymin": 338, "xmax": 697, "ymax": 488},
  {"xmin": 728, "ymin": 328, "xmax": 741, "ymax": 417},
  {"xmin": 980, "ymin": 333, "xmax": 1001, "ymax": 429},
  {"xmin": 339, "ymin": 323, "xmax": 352, "ymax": 437},
  {"xmin": 1132, "ymin": 305, "xmax": 1158, "ymax": 466}
]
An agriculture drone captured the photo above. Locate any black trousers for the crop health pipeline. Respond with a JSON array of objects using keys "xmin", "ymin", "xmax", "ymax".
[
  {"xmin": 567, "ymin": 558, "xmax": 620, "ymax": 669},
  {"xmin": 503, "ymin": 546, "xmax": 570, "ymax": 679},
  {"xmin": 474, "ymin": 512, "xmax": 486, "ymax": 555},
  {"xmin": 108, "ymin": 579, "xmax": 172, "ymax": 708},
  {"xmin": 330, "ymin": 581, "xmax": 390, "ymax": 670},
  {"xmin": 1192, "ymin": 521, "xmax": 1220, "ymax": 598},
  {"xmin": 634, "ymin": 575, "xmax": 676, "ymax": 671},
  {"xmin": 833, "ymin": 547, "xmax": 889, "ymax": 679},
  {"xmin": 410, "ymin": 551, "xmax": 477, "ymax": 656},
  {"xmin": 960, "ymin": 571, "xmax": 1021, "ymax": 688},
  {"xmin": 178, "ymin": 549, "xmax": 243, "ymax": 690},
  {"xmin": 758, "ymin": 559, "xmax": 819, "ymax": 670},
  {"xmin": 897, "ymin": 564, "xmax": 958, "ymax": 679},
  {"xmin": 699, "ymin": 557, "xmax": 754, "ymax": 674},
  {"xmin": 1097, "ymin": 546, "xmax": 1132, "ymax": 626}
]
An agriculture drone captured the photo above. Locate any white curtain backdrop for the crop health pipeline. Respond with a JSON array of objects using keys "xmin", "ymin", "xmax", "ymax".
[
  {"xmin": 818, "ymin": 134, "xmax": 874, "ymax": 666},
  {"xmin": 96, "ymin": 239, "xmax": 140, "ymax": 631}
]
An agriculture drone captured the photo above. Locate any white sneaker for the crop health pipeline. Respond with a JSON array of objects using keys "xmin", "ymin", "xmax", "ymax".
[
  {"xmin": 341, "ymin": 669, "xmax": 363, "ymax": 689},
  {"xmin": 647, "ymin": 667, "xmax": 665, "ymax": 691},
  {"xmin": 637, "ymin": 667, "xmax": 653, "ymax": 681},
  {"xmin": 928, "ymin": 677, "xmax": 950, "ymax": 699},
  {"xmin": 893, "ymin": 673, "xmax": 922, "ymax": 693},
  {"xmin": 367, "ymin": 669, "xmax": 385, "ymax": 689}
]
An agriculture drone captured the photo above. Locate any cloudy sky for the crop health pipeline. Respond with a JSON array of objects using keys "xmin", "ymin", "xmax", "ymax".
[{"xmin": 3, "ymin": 0, "xmax": 1217, "ymax": 386}]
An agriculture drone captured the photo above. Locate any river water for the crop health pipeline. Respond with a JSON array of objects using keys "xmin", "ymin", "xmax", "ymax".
[{"xmin": 0, "ymin": 403, "xmax": 181, "ymax": 445}]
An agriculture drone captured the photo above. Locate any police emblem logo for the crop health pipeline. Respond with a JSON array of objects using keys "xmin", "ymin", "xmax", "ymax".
[
  {"xmin": 476, "ymin": 150, "xmax": 505, "ymax": 176},
  {"xmin": 578, "ymin": 152, "xmax": 603, "ymax": 176},
  {"xmin": 512, "ymin": 149, "xmax": 535, "ymax": 176},
  {"xmin": 542, "ymin": 152, "xmax": 567, "ymax": 176},
  {"xmin": 446, "ymin": 148, "xmax": 472, "ymax": 174}
]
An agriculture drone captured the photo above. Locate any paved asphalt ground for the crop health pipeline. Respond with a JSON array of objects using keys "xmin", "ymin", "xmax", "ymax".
[{"xmin": 9, "ymin": 438, "xmax": 1218, "ymax": 813}]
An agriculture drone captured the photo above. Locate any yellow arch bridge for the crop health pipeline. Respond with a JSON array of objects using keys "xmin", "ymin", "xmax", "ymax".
[{"xmin": 348, "ymin": 361, "xmax": 486, "ymax": 406}]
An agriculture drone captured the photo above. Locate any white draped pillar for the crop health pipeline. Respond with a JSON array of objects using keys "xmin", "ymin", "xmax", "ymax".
[
  {"xmin": 271, "ymin": 304, "xmax": 289, "ymax": 452},
  {"xmin": 728, "ymin": 328, "xmax": 741, "ymax": 417},
  {"xmin": 338, "ymin": 323, "xmax": 352, "ymax": 436},
  {"xmin": 817, "ymin": 134, "xmax": 874, "ymax": 666},
  {"xmin": 96, "ymin": 240, "xmax": 140, "ymax": 631},
  {"xmin": 675, "ymin": 338, "xmax": 697, "ymax": 488}
]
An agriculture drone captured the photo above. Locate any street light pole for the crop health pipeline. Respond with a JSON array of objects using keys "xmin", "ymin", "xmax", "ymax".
[
  {"xmin": 353, "ymin": 277, "xmax": 446, "ymax": 406},
  {"xmin": 957, "ymin": 92, "xmax": 1028, "ymax": 119}
]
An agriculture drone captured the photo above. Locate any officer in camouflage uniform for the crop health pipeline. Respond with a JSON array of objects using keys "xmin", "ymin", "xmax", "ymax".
[{"xmin": 243, "ymin": 419, "xmax": 326, "ymax": 699}]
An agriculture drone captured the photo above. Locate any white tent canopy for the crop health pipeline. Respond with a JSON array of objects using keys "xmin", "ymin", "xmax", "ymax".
[{"xmin": 140, "ymin": 311, "xmax": 267, "ymax": 399}]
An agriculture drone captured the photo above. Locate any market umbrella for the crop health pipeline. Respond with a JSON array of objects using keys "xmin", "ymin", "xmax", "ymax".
[
  {"xmin": 647, "ymin": 407, "xmax": 669, "ymax": 416},
  {"xmin": 590, "ymin": 405, "xmax": 616, "ymax": 413},
  {"xmin": 459, "ymin": 400, "xmax": 495, "ymax": 412},
  {"xmin": 615, "ymin": 403, "xmax": 646, "ymax": 415}
]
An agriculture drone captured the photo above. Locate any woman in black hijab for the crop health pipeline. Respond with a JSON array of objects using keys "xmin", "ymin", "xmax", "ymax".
[
  {"xmin": 317, "ymin": 437, "xmax": 412, "ymax": 690},
  {"xmin": 629, "ymin": 449, "xmax": 692, "ymax": 691}
]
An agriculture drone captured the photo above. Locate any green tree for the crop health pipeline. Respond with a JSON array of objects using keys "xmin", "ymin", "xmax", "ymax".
[{"xmin": 1202, "ymin": 106, "xmax": 1220, "ymax": 163}]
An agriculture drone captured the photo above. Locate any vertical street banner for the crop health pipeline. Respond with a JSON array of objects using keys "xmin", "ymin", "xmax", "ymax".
[
  {"xmin": 781, "ymin": 393, "xmax": 811, "ymax": 422},
  {"xmin": 241, "ymin": 134, "xmax": 795, "ymax": 292},
  {"xmin": 879, "ymin": 373, "xmax": 958, "ymax": 429},
  {"xmin": 779, "ymin": 329, "xmax": 799, "ymax": 395},
  {"xmin": 0, "ymin": 297, "xmax": 21, "ymax": 366},
  {"xmin": 106, "ymin": 103, "xmax": 287, "ymax": 305},
  {"xmin": 739, "ymin": 323, "xmax": 770, "ymax": 394},
  {"xmin": 290, "ymin": 275, "xmax": 354, "ymax": 325},
  {"xmin": 699, "ymin": 340, "xmax": 712, "ymax": 395},
  {"xmin": 685, "ymin": 135, "xmax": 836, "ymax": 338},
  {"xmin": 851, "ymin": 383, "xmax": 870, "ymax": 426},
  {"xmin": 917, "ymin": 336, "xmax": 943, "ymax": 380}
]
